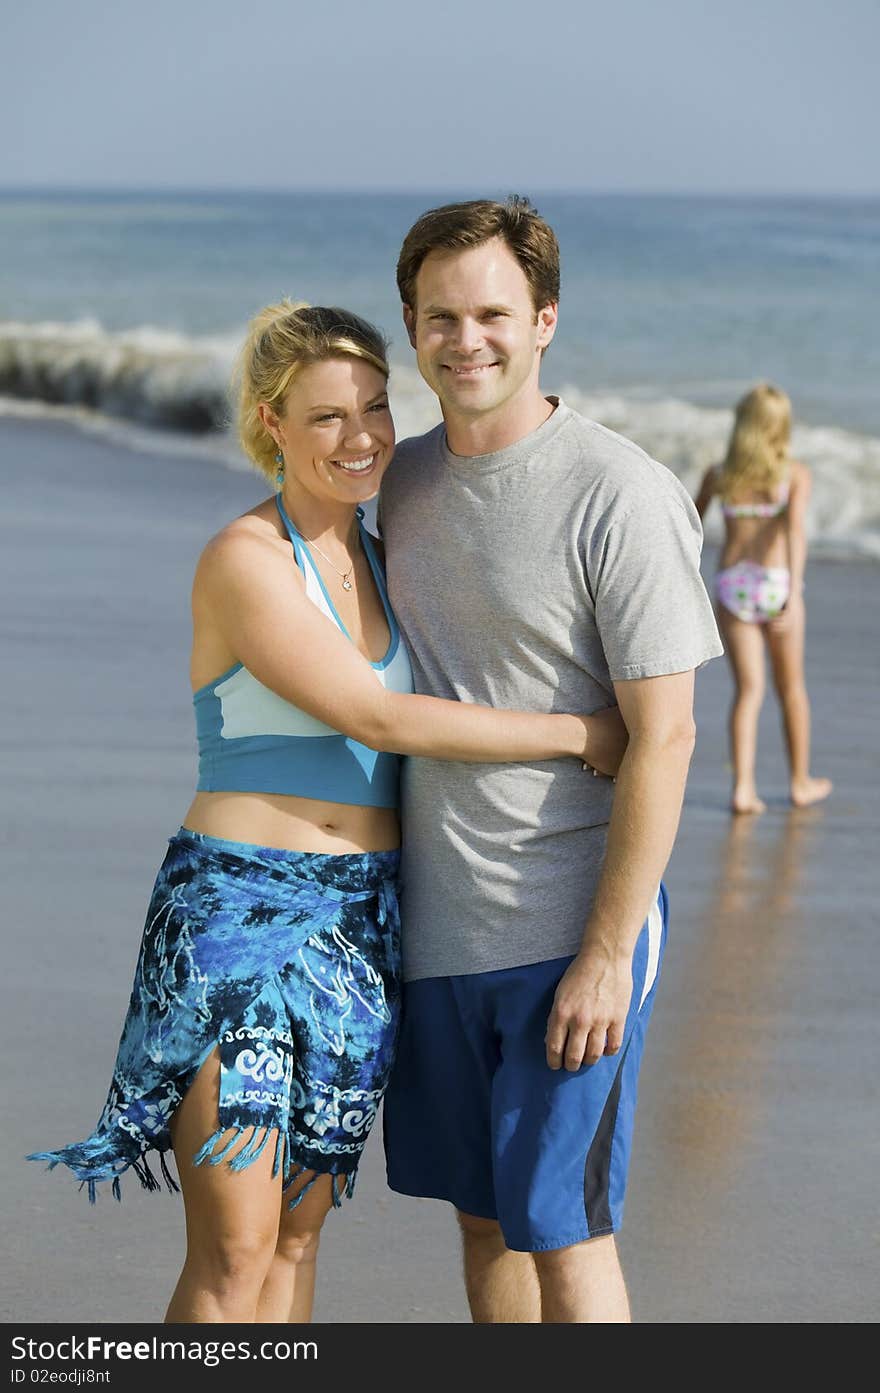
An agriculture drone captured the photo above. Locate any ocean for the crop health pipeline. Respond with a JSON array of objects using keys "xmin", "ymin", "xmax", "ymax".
[{"xmin": 1, "ymin": 190, "xmax": 878, "ymax": 557}]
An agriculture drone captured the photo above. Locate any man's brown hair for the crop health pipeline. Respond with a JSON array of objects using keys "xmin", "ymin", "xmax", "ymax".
[{"xmin": 396, "ymin": 196, "xmax": 560, "ymax": 314}]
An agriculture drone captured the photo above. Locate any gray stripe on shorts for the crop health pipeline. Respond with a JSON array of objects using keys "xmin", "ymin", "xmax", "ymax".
[{"xmin": 583, "ymin": 1038, "xmax": 631, "ymax": 1235}]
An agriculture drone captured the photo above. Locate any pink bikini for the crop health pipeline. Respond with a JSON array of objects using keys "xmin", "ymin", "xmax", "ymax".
[{"xmin": 715, "ymin": 483, "xmax": 791, "ymax": 624}]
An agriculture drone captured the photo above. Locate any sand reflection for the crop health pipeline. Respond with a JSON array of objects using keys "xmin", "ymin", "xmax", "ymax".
[{"xmin": 665, "ymin": 808, "xmax": 821, "ymax": 1181}]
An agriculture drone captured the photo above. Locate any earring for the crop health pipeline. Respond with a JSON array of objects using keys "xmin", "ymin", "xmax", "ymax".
[{"xmin": 275, "ymin": 449, "xmax": 284, "ymax": 489}]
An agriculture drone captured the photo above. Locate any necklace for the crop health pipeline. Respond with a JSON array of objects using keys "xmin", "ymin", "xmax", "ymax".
[{"xmin": 299, "ymin": 524, "xmax": 360, "ymax": 591}]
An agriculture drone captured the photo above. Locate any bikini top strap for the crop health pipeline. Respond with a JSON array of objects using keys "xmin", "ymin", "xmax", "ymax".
[
  {"xmin": 275, "ymin": 492, "xmax": 308, "ymax": 569},
  {"xmin": 358, "ymin": 511, "xmax": 399, "ymax": 641}
]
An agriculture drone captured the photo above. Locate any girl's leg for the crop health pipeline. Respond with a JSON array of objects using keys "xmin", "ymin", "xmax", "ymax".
[
  {"xmin": 765, "ymin": 605, "xmax": 832, "ymax": 807},
  {"xmin": 165, "ymin": 1049, "xmax": 283, "ymax": 1323},
  {"xmin": 255, "ymin": 1169, "xmax": 336, "ymax": 1323},
  {"xmin": 717, "ymin": 606, "xmax": 767, "ymax": 813}
]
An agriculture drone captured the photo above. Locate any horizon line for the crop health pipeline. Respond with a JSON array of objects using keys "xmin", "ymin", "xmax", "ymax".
[{"xmin": 0, "ymin": 184, "xmax": 878, "ymax": 202}]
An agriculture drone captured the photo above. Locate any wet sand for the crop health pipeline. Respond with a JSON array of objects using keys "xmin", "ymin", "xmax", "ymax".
[{"xmin": 2, "ymin": 416, "xmax": 877, "ymax": 1323}]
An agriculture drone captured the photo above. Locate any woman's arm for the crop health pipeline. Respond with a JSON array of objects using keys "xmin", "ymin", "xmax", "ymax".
[
  {"xmin": 785, "ymin": 461, "xmax": 810, "ymax": 596},
  {"xmin": 195, "ymin": 530, "xmax": 627, "ymax": 769},
  {"xmin": 768, "ymin": 461, "xmax": 810, "ymax": 634},
  {"xmin": 693, "ymin": 465, "xmax": 717, "ymax": 521}
]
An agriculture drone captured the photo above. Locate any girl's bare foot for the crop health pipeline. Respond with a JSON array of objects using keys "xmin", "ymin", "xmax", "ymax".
[
  {"xmin": 791, "ymin": 776, "xmax": 832, "ymax": 807},
  {"xmin": 731, "ymin": 786, "xmax": 766, "ymax": 815}
]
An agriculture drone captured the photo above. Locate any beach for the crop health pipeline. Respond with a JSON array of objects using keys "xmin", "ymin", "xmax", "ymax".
[{"xmin": 2, "ymin": 414, "xmax": 878, "ymax": 1324}]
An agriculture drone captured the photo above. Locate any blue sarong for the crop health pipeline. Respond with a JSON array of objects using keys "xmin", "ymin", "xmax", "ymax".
[{"xmin": 30, "ymin": 828, "xmax": 401, "ymax": 1206}]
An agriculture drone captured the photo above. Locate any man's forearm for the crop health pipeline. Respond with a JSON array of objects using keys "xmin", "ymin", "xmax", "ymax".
[
  {"xmin": 545, "ymin": 676, "xmax": 697, "ymax": 1072},
  {"xmin": 580, "ymin": 731, "xmax": 694, "ymax": 961}
]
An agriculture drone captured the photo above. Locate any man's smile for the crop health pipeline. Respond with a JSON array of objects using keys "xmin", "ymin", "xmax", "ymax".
[{"xmin": 443, "ymin": 362, "xmax": 499, "ymax": 376}]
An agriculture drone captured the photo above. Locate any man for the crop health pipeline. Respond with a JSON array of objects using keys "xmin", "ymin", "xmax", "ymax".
[{"xmin": 379, "ymin": 196, "xmax": 723, "ymax": 1323}]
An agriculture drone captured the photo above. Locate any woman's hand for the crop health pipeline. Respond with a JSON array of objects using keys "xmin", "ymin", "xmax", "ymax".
[
  {"xmin": 582, "ymin": 706, "xmax": 629, "ymax": 779},
  {"xmin": 768, "ymin": 588, "xmax": 804, "ymax": 635}
]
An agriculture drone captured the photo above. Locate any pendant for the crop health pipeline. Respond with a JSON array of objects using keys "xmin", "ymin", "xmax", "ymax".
[{"xmin": 342, "ymin": 578, "xmax": 353, "ymax": 591}]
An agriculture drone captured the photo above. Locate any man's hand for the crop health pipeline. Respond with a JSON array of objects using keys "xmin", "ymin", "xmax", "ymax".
[
  {"xmin": 544, "ymin": 947, "xmax": 633, "ymax": 1071},
  {"xmin": 582, "ymin": 705, "xmax": 628, "ymax": 779}
]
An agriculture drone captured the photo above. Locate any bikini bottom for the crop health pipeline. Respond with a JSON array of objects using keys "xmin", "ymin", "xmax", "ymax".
[{"xmin": 715, "ymin": 561, "xmax": 790, "ymax": 624}]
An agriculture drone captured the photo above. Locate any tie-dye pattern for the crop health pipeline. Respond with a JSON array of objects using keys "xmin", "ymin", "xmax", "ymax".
[{"xmin": 29, "ymin": 829, "xmax": 401, "ymax": 1207}]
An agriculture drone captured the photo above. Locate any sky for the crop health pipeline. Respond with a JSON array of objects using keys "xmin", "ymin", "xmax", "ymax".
[{"xmin": 0, "ymin": 0, "xmax": 877, "ymax": 194}]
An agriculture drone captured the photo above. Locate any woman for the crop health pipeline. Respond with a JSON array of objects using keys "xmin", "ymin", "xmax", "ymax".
[
  {"xmin": 694, "ymin": 382, "xmax": 831, "ymax": 814},
  {"xmin": 30, "ymin": 301, "xmax": 628, "ymax": 1323}
]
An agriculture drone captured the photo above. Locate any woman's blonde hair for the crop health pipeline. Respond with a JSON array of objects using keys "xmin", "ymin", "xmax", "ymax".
[
  {"xmin": 236, "ymin": 299, "xmax": 389, "ymax": 481},
  {"xmin": 718, "ymin": 382, "xmax": 793, "ymax": 500}
]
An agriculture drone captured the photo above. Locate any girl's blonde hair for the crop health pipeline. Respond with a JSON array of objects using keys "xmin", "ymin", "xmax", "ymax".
[
  {"xmin": 718, "ymin": 382, "xmax": 793, "ymax": 500},
  {"xmin": 235, "ymin": 299, "xmax": 389, "ymax": 481}
]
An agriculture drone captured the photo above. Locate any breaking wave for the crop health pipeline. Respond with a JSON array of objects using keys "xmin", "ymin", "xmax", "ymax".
[{"xmin": 1, "ymin": 319, "xmax": 877, "ymax": 559}]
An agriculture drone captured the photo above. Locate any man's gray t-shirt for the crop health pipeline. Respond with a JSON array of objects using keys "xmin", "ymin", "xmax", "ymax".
[{"xmin": 379, "ymin": 400, "xmax": 723, "ymax": 981}]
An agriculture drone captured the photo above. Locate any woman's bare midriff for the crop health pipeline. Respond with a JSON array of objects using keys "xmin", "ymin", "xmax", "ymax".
[{"xmin": 182, "ymin": 790, "xmax": 400, "ymax": 855}]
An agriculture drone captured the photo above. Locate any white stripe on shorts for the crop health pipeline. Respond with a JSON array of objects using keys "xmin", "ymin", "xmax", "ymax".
[{"xmin": 638, "ymin": 888, "xmax": 663, "ymax": 1011}]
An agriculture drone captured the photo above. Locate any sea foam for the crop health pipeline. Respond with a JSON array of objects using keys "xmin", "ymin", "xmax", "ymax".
[{"xmin": 1, "ymin": 319, "xmax": 877, "ymax": 560}]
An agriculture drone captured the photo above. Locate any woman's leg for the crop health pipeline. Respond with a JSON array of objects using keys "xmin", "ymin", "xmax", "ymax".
[
  {"xmin": 765, "ymin": 605, "xmax": 832, "ymax": 806},
  {"xmin": 255, "ymin": 1169, "xmax": 336, "ymax": 1323},
  {"xmin": 165, "ymin": 1049, "xmax": 283, "ymax": 1323},
  {"xmin": 717, "ymin": 605, "xmax": 767, "ymax": 813}
]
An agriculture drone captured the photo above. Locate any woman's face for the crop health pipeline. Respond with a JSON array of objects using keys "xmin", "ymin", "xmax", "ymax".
[{"xmin": 269, "ymin": 356, "xmax": 394, "ymax": 505}]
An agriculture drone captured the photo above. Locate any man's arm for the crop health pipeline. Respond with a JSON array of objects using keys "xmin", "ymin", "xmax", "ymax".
[{"xmin": 544, "ymin": 669, "xmax": 696, "ymax": 1071}]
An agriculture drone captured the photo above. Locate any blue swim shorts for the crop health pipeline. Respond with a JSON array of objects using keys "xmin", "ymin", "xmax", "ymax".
[
  {"xmin": 30, "ymin": 828, "xmax": 401, "ymax": 1208},
  {"xmin": 383, "ymin": 884, "xmax": 668, "ymax": 1252}
]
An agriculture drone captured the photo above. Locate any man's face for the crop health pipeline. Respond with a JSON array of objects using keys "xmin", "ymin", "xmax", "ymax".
[{"xmin": 404, "ymin": 237, "xmax": 557, "ymax": 423}]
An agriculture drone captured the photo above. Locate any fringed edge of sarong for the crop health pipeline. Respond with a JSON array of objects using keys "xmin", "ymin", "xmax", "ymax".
[
  {"xmin": 282, "ymin": 1161, "xmax": 358, "ymax": 1212},
  {"xmin": 27, "ymin": 1144, "xmax": 180, "ymax": 1205},
  {"xmin": 193, "ymin": 1125, "xmax": 359, "ymax": 1210},
  {"xmin": 193, "ymin": 1124, "xmax": 282, "ymax": 1175},
  {"xmin": 31, "ymin": 1125, "xmax": 359, "ymax": 1211}
]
